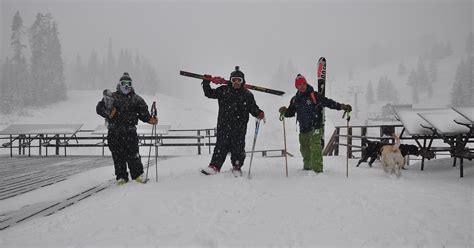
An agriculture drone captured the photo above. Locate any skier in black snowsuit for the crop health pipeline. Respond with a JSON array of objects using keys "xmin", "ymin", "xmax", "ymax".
[
  {"xmin": 96, "ymin": 72, "xmax": 157, "ymax": 185},
  {"xmin": 201, "ymin": 66, "xmax": 265, "ymax": 176}
]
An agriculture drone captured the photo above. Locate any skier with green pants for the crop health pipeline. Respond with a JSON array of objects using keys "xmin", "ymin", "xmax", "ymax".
[{"xmin": 279, "ymin": 74, "xmax": 352, "ymax": 173}]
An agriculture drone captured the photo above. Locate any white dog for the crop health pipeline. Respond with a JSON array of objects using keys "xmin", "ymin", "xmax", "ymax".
[{"xmin": 380, "ymin": 134, "xmax": 405, "ymax": 177}]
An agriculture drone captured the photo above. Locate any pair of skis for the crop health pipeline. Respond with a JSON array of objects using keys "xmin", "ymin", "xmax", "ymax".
[{"xmin": 180, "ymin": 70, "xmax": 285, "ymax": 96}]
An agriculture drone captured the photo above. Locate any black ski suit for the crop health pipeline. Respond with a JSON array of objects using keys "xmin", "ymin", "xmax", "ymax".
[
  {"xmin": 96, "ymin": 88, "xmax": 152, "ymax": 182},
  {"xmin": 203, "ymin": 81, "xmax": 263, "ymax": 170}
]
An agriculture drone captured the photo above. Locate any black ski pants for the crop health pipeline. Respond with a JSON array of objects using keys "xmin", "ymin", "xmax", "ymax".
[
  {"xmin": 107, "ymin": 128, "xmax": 144, "ymax": 181},
  {"xmin": 210, "ymin": 130, "xmax": 246, "ymax": 170}
]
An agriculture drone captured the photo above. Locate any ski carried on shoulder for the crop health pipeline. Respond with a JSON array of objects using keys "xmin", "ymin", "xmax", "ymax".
[{"xmin": 180, "ymin": 70, "xmax": 285, "ymax": 96}]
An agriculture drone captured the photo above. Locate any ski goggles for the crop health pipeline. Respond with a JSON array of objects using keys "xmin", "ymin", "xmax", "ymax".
[
  {"xmin": 230, "ymin": 77, "xmax": 243, "ymax": 84},
  {"xmin": 120, "ymin": 80, "xmax": 132, "ymax": 87}
]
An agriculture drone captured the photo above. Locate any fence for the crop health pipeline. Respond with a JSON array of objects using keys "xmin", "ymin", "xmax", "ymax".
[{"xmin": 1, "ymin": 127, "xmax": 217, "ymax": 157}]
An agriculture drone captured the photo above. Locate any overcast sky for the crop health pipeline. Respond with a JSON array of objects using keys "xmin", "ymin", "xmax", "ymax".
[{"xmin": 1, "ymin": 0, "xmax": 472, "ymax": 95}]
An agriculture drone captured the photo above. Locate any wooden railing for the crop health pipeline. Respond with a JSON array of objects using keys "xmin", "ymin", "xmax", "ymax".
[{"xmin": 323, "ymin": 124, "xmax": 405, "ymax": 158}]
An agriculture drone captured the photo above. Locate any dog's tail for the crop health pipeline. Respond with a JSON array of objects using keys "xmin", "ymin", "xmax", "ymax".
[{"xmin": 392, "ymin": 133, "xmax": 401, "ymax": 150}]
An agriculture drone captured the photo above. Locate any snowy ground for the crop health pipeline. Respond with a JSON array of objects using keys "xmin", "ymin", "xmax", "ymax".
[
  {"xmin": 0, "ymin": 154, "xmax": 472, "ymax": 247},
  {"xmin": 0, "ymin": 86, "xmax": 473, "ymax": 247}
]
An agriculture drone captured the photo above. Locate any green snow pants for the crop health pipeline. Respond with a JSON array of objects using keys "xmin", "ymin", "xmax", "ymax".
[{"xmin": 299, "ymin": 128, "xmax": 323, "ymax": 172}]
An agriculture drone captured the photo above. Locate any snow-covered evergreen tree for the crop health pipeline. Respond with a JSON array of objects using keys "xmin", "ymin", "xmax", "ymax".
[
  {"xmin": 428, "ymin": 59, "xmax": 438, "ymax": 85},
  {"xmin": 467, "ymin": 32, "xmax": 474, "ymax": 55},
  {"xmin": 397, "ymin": 61, "xmax": 407, "ymax": 76},
  {"xmin": 29, "ymin": 13, "xmax": 65, "ymax": 105},
  {"xmin": 407, "ymin": 69, "xmax": 419, "ymax": 104},
  {"xmin": 451, "ymin": 58, "xmax": 474, "ymax": 106},
  {"xmin": 0, "ymin": 58, "xmax": 13, "ymax": 113},
  {"xmin": 10, "ymin": 11, "xmax": 29, "ymax": 108},
  {"xmin": 46, "ymin": 21, "xmax": 66, "ymax": 102},
  {"xmin": 366, "ymin": 80, "xmax": 374, "ymax": 103},
  {"xmin": 376, "ymin": 76, "xmax": 399, "ymax": 103},
  {"xmin": 87, "ymin": 49, "xmax": 99, "ymax": 89}
]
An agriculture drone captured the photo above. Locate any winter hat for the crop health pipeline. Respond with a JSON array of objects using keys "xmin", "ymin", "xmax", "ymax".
[
  {"xmin": 230, "ymin": 66, "xmax": 245, "ymax": 84},
  {"xmin": 294, "ymin": 74, "xmax": 307, "ymax": 88},
  {"xmin": 120, "ymin": 72, "xmax": 132, "ymax": 84}
]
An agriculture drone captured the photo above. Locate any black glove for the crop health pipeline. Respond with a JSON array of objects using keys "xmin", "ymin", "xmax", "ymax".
[
  {"xmin": 279, "ymin": 106, "xmax": 287, "ymax": 115},
  {"xmin": 202, "ymin": 74, "xmax": 211, "ymax": 84},
  {"xmin": 341, "ymin": 104, "xmax": 352, "ymax": 112}
]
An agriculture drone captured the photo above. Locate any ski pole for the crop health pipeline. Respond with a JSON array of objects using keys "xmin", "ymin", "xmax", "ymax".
[
  {"xmin": 343, "ymin": 110, "xmax": 351, "ymax": 178},
  {"xmin": 280, "ymin": 113, "xmax": 288, "ymax": 177},
  {"xmin": 247, "ymin": 118, "xmax": 261, "ymax": 179},
  {"xmin": 145, "ymin": 101, "xmax": 157, "ymax": 183},
  {"xmin": 154, "ymin": 125, "xmax": 159, "ymax": 182}
]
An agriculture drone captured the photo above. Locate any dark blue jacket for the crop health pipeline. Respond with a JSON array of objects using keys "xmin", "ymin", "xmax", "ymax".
[{"xmin": 284, "ymin": 85, "xmax": 342, "ymax": 133}]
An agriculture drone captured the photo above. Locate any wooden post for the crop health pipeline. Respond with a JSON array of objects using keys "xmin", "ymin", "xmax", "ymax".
[
  {"xmin": 197, "ymin": 130, "xmax": 201, "ymax": 155},
  {"xmin": 56, "ymin": 135, "xmax": 60, "ymax": 156},
  {"xmin": 28, "ymin": 134, "xmax": 31, "ymax": 157},
  {"xmin": 39, "ymin": 134, "xmax": 42, "ymax": 156},
  {"xmin": 10, "ymin": 135, "xmax": 13, "ymax": 157},
  {"xmin": 361, "ymin": 126, "xmax": 367, "ymax": 158}
]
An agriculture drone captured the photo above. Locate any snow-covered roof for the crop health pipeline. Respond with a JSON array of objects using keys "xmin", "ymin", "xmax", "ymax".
[
  {"xmin": 0, "ymin": 124, "xmax": 83, "ymax": 135},
  {"xmin": 91, "ymin": 124, "xmax": 171, "ymax": 135}
]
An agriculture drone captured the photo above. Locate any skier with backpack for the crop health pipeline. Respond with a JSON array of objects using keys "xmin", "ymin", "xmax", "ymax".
[
  {"xmin": 279, "ymin": 74, "xmax": 352, "ymax": 173},
  {"xmin": 96, "ymin": 72, "xmax": 158, "ymax": 185},
  {"xmin": 200, "ymin": 66, "xmax": 265, "ymax": 176}
]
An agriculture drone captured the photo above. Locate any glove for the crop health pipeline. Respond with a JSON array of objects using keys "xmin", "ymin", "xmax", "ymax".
[
  {"xmin": 148, "ymin": 116, "xmax": 158, "ymax": 125},
  {"xmin": 109, "ymin": 107, "xmax": 117, "ymax": 119},
  {"xmin": 257, "ymin": 111, "xmax": 265, "ymax": 120},
  {"xmin": 341, "ymin": 104, "xmax": 352, "ymax": 112},
  {"xmin": 210, "ymin": 76, "xmax": 226, "ymax": 84},
  {"xmin": 202, "ymin": 74, "xmax": 212, "ymax": 84},
  {"xmin": 279, "ymin": 106, "xmax": 287, "ymax": 115}
]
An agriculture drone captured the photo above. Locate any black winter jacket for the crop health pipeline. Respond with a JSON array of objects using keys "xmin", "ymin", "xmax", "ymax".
[
  {"xmin": 203, "ymin": 82, "xmax": 262, "ymax": 136},
  {"xmin": 284, "ymin": 85, "xmax": 342, "ymax": 133},
  {"xmin": 96, "ymin": 88, "xmax": 151, "ymax": 130}
]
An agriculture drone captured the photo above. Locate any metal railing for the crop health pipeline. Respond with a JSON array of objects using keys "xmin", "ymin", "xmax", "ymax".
[{"xmin": 1, "ymin": 128, "xmax": 217, "ymax": 157}]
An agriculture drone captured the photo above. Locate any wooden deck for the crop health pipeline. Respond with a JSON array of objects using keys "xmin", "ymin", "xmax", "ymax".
[
  {"xmin": 0, "ymin": 155, "xmax": 165, "ymax": 230},
  {"xmin": 0, "ymin": 155, "xmax": 113, "ymax": 200}
]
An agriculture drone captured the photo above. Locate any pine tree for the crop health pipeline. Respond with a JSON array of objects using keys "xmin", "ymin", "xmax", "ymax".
[
  {"xmin": 416, "ymin": 59, "xmax": 432, "ymax": 97},
  {"xmin": 408, "ymin": 69, "xmax": 419, "ymax": 104},
  {"xmin": 10, "ymin": 11, "xmax": 29, "ymax": 108},
  {"xmin": 466, "ymin": 32, "xmax": 473, "ymax": 56},
  {"xmin": 29, "ymin": 13, "xmax": 49, "ymax": 106},
  {"xmin": 1, "ymin": 58, "xmax": 14, "ymax": 113},
  {"xmin": 376, "ymin": 76, "xmax": 399, "ymax": 103},
  {"xmin": 87, "ymin": 49, "xmax": 99, "ymax": 89},
  {"xmin": 397, "ymin": 61, "xmax": 407, "ymax": 76},
  {"xmin": 366, "ymin": 80, "xmax": 374, "ymax": 103},
  {"xmin": 29, "ymin": 13, "xmax": 65, "ymax": 105},
  {"xmin": 428, "ymin": 59, "xmax": 438, "ymax": 85},
  {"xmin": 47, "ymin": 21, "xmax": 66, "ymax": 102},
  {"xmin": 451, "ymin": 58, "xmax": 474, "ymax": 106}
]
